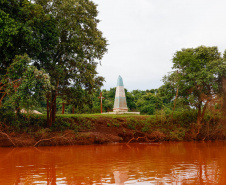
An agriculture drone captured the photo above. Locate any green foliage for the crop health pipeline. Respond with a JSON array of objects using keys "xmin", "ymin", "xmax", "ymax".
[
  {"xmin": 112, "ymin": 121, "xmax": 120, "ymax": 127},
  {"xmin": 0, "ymin": 0, "xmax": 107, "ymax": 127},
  {"xmin": 169, "ymin": 128, "xmax": 187, "ymax": 141},
  {"xmin": 0, "ymin": 110, "xmax": 224, "ymax": 141},
  {"xmin": 125, "ymin": 89, "xmax": 136, "ymax": 111},
  {"xmin": 0, "ymin": 108, "xmax": 47, "ymax": 132},
  {"xmin": 140, "ymin": 104, "xmax": 155, "ymax": 115},
  {"xmin": 161, "ymin": 46, "xmax": 226, "ymax": 126},
  {"xmin": 35, "ymin": 0, "xmax": 107, "ymax": 91},
  {"xmin": 141, "ymin": 121, "xmax": 151, "ymax": 133},
  {"xmin": 135, "ymin": 91, "xmax": 163, "ymax": 114},
  {"xmin": 127, "ymin": 117, "xmax": 138, "ymax": 130},
  {"xmin": 31, "ymin": 0, "xmax": 107, "ymax": 125},
  {"xmin": 172, "ymin": 46, "xmax": 224, "ymax": 105},
  {"xmin": 2, "ymin": 54, "xmax": 51, "ymax": 110},
  {"xmin": 1, "ymin": 0, "xmax": 225, "ymax": 134},
  {"xmin": 84, "ymin": 88, "xmax": 166, "ymax": 115},
  {"xmin": 45, "ymin": 86, "xmax": 179, "ymax": 115},
  {"xmin": 101, "ymin": 88, "xmax": 115, "ymax": 112},
  {"xmin": 51, "ymin": 118, "xmax": 71, "ymax": 131},
  {"xmin": 0, "ymin": 0, "xmax": 58, "ymax": 77},
  {"xmin": 172, "ymin": 110, "xmax": 197, "ymax": 127}
]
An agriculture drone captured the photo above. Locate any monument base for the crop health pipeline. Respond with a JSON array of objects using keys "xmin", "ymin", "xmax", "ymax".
[
  {"xmin": 102, "ymin": 111, "xmax": 140, "ymax": 115},
  {"xmin": 113, "ymin": 108, "xmax": 128, "ymax": 112}
]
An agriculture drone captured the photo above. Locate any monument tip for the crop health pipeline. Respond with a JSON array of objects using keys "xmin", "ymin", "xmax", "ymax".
[{"xmin": 117, "ymin": 75, "xmax": 124, "ymax": 86}]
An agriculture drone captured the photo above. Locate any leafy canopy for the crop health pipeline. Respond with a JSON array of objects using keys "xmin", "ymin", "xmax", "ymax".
[
  {"xmin": 0, "ymin": 0, "xmax": 58, "ymax": 77},
  {"xmin": 2, "ymin": 54, "xmax": 51, "ymax": 110},
  {"xmin": 172, "ymin": 46, "xmax": 224, "ymax": 108}
]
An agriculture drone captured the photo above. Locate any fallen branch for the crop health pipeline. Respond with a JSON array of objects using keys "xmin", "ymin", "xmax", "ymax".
[
  {"xmin": 127, "ymin": 136, "xmax": 149, "ymax": 144},
  {"xmin": 34, "ymin": 134, "xmax": 69, "ymax": 147},
  {"xmin": 0, "ymin": 131, "xmax": 16, "ymax": 146}
]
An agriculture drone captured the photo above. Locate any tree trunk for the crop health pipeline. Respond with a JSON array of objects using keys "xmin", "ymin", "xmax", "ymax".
[
  {"xmin": 200, "ymin": 101, "xmax": 209, "ymax": 122},
  {"xmin": 46, "ymin": 91, "xmax": 57, "ymax": 127},
  {"xmin": 51, "ymin": 91, "xmax": 57, "ymax": 124},
  {"xmin": 0, "ymin": 93, "xmax": 6, "ymax": 106},
  {"xmin": 50, "ymin": 106, "xmax": 52, "ymax": 127},
  {"xmin": 222, "ymin": 76, "xmax": 226, "ymax": 115},
  {"xmin": 46, "ymin": 94, "xmax": 50, "ymax": 127},
  {"xmin": 196, "ymin": 103, "xmax": 202, "ymax": 135},
  {"xmin": 172, "ymin": 86, "xmax": 179, "ymax": 118},
  {"xmin": 62, "ymin": 103, "xmax": 65, "ymax": 114},
  {"xmin": 47, "ymin": 81, "xmax": 59, "ymax": 127},
  {"xmin": 196, "ymin": 100, "xmax": 209, "ymax": 135}
]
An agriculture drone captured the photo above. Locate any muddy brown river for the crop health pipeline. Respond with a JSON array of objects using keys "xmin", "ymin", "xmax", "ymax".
[{"xmin": 0, "ymin": 141, "xmax": 226, "ymax": 184}]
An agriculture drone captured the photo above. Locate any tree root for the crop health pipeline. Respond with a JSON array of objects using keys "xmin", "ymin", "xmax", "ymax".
[
  {"xmin": 34, "ymin": 134, "xmax": 70, "ymax": 147},
  {"xmin": 127, "ymin": 136, "xmax": 150, "ymax": 144},
  {"xmin": 0, "ymin": 131, "xmax": 16, "ymax": 147}
]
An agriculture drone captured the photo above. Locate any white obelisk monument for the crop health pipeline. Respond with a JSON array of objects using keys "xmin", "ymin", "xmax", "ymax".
[{"xmin": 113, "ymin": 75, "xmax": 128, "ymax": 112}]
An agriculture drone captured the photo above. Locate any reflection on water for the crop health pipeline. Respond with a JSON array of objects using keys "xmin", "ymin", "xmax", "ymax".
[
  {"xmin": 113, "ymin": 171, "xmax": 128, "ymax": 185},
  {"xmin": 0, "ymin": 141, "xmax": 226, "ymax": 184}
]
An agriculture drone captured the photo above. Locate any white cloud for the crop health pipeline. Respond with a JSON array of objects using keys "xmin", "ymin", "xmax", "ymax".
[{"xmin": 94, "ymin": 0, "xmax": 226, "ymax": 91}]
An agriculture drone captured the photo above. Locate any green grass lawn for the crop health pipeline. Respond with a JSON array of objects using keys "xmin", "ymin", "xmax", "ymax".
[{"xmin": 55, "ymin": 113, "xmax": 152, "ymax": 119}]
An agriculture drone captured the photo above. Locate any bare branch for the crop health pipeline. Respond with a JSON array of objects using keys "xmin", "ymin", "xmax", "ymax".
[
  {"xmin": 127, "ymin": 136, "xmax": 149, "ymax": 144},
  {"xmin": 0, "ymin": 131, "xmax": 16, "ymax": 147},
  {"xmin": 34, "ymin": 134, "xmax": 68, "ymax": 147}
]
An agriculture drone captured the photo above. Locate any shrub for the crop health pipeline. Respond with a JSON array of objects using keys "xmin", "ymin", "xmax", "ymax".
[
  {"xmin": 141, "ymin": 121, "xmax": 151, "ymax": 133},
  {"xmin": 149, "ymin": 130, "xmax": 166, "ymax": 141},
  {"xmin": 127, "ymin": 117, "xmax": 138, "ymax": 130},
  {"xmin": 169, "ymin": 128, "xmax": 187, "ymax": 141}
]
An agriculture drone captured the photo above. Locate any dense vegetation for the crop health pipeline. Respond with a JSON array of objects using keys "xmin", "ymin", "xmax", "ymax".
[
  {"xmin": 0, "ymin": 0, "xmax": 107, "ymax": 127},
  {"xmin": 36, "ymin": 47, "xmax": 226, "ymax": 124},
  {"xmin": 0, "ymin": 1, "xmax": 226, "ymax": 144}
]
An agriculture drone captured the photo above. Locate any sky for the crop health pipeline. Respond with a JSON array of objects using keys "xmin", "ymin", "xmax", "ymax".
[{"xmin": 93, "ymin": 0, "xmax": 226, "ymax": 91}]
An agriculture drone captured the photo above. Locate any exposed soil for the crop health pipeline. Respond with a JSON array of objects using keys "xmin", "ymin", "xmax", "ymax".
[
  {"xmin": 0, "ymin": 115, "xmax": 225, "ymax": 147},
  {"xmin": 0, "ymin": 116, "xmax": 165, "ymax": 147}
]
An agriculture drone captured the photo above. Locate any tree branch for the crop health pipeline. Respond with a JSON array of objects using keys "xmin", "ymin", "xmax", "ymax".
[
  {"xmin": 34, "ymin": 134, "xmax": 68, "ymax": 147},
  {"xmin": 127, "ymin": 136, "xmax": 149, "ymax": 144},
  {"xmin": 0, "ymin": 131, "xmax": 16, "ymax": 147}
]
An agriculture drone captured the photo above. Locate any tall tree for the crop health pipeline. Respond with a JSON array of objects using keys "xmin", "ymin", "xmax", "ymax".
[
  {"xmin": 34, "ymin": 0, "xmax": 107, "ymax": 126},
  {"xmin": 222, "ymin": 51, "xmax": 226, "ymax": 115},
  {"xmin": 0, "ymin": 0, "xmax": 58, "ymax": 77},
  {"xmin": 172, "ymin": 46, "xmax": 225, "ymax": 131},
  {"xmin": 0, "ymin": 0, "xmax": 58, "ymax": 115}
]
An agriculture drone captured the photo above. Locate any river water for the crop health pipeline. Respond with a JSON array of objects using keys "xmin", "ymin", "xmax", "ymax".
[{"xmin": 0, "ymin": 141, "xmax": 226, "ymax": 185}]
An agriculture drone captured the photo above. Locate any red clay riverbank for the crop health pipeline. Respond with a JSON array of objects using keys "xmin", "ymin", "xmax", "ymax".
[
  {"xmin": 0, "ymin": 114, "xmax": 225, "ymax": 147},
  {"xmin": 0, "ymin": 119, "xmax": 163, "ymax": 147}
]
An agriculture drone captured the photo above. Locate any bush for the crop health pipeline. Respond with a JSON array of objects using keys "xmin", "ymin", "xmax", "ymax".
[
  {"xmin": 140, "ymin": 105, "xmax": 155, "ymax": 115},
  {"xmin": 172, "ymin": 110, "xmax": 197, "ymax": 127},
  {"xmin": 127, "ymin": 117, "xmax": 138, "ymax": 130},
  {"xmin": 141, "ymin": 121, "xmax": 151, "ymax": 132},
  {"xmin": 169, "ymin": 128, "xmax": 187, "ymax": 141},
  {"xmin": 149, "ymin": 130, "xmax": 166, "ymax": 141}
]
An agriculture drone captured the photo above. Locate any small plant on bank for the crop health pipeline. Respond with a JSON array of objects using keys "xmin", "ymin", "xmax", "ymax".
[
  {"xmin": 35, "ymin": 128, "xmax": 50, "ymax": 139},
  {"xmin": 127, "ymin": 117, "xmax": 138, "ymax": 130},
  {"xmin": 149, "ymin": 130, "xmax": 166, "ymax": 141},
  {"xmin": 141, "ymin": 121, "xmax": 151, "ymax": 133},
  {"xmin": 169, "ymin": 128, "xmax": 187, "ymax": 141},
  {"xmin": 112, "ymin": 121, "xmax": 120, "ymax": 127}
]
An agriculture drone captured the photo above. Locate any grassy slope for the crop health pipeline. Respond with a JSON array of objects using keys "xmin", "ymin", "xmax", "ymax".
[{"xmin": 0, "ymin": 111, "xmax": 225, "ymax": 147}]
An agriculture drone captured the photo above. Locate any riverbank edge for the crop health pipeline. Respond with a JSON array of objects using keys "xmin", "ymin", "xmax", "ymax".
[{"xmin": 0, "ymin": 113, "xmax": 225, "ymax": 147}]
